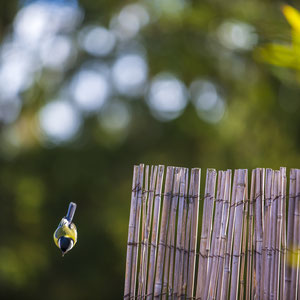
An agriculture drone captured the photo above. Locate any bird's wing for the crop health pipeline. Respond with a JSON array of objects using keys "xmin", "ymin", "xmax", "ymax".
[{"xmin": 66, "ymin": 202, "xmax": 77, "ymax": 223}]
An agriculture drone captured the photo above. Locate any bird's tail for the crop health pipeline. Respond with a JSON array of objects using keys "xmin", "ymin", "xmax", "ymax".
[{"xmin": 66, "ymin": 202, "xmax": 77, "ymax": 222}]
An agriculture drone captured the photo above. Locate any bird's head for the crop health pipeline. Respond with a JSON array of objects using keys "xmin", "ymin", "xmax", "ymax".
[{"xmin": 58, "ymin": 237, "xmax": 74, "ymax": 256}]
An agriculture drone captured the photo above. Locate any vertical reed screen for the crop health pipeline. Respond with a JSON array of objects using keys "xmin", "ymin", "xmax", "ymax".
[{"xmin": 124, "ymin": 165, "xmax": 300, "ymax": 299}]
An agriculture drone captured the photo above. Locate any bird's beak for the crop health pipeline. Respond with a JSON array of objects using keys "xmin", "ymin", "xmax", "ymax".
[{"xmin": 62, "ymin": 252, "xmax": 65, "ymax": 257}]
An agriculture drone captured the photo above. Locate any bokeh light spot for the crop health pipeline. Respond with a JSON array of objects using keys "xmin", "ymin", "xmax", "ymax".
[
  {"xmin": 71, "ymin": 67, "xmax": 110, "ymax": 112},
  {"xmin": 217, "ymin": 20, "xmax": 258, "ymax": 51},
  {"xmin": 39, "ymin": 100, "xmax": 81, "ymax": 143},
  {"xmin": 190, "ymin": 79, "xmax": 226, "ymax": 124},
  {"xmin": 110, "ymin": 4, "xmax": 149, "ymax": 39},
  {"xmin": 40, "ymin": 35, "xmax": 75, "ymax": 70},
  {"xmin": 14, "ymin": 3, "xmax": 49, "ymax": 48},
  {"xmin": 14, "ymin": 1, "xmax": 82, "ymax": 50},
  {"xmin": 0, "ymin": 45, "xmax": 35, "ymax": 98},
  {"xmin": 147, "ymin": 73, "xmax": 188, "ymax": 121},
  {"xmin": 112, "ymin": 54, "xmax": 148, "ymax": 96},
  {"xmin": 79, "ymin": 26, "xmax": 116, "ymax": 57}
]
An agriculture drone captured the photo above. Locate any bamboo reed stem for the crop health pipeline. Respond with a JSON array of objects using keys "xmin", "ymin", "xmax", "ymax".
[
  {"xmin": 154, "ymin": 166, "xmax": 174, "ymax": 298},
  {"xmin": 137, "ymin": 165, "xmax": 150, "ymax": 299},
  {"xmin": 221, "ymin": 169, "xmax": 238, "ymax": 300},
  {"xmin": 146, "ymin": 165, "xmax": 165, "ymax": 300},
  {"xmin": 124, "ymin": 165, "xmax": 140, "ymax": 299},
  {"xmin": 280, "ymin": 167, "xmax": 286, "ymax": 300},
  {"xmin": 206, "ymin": 171, "xmax": 227, "ymax": 300},
  {"xmin": 284, "ymin": 169, "xmax": 296, "ymax": 299},
  {"xmin": 173, "ymin": 168, "xmax": 188, "ymax": 298},
  {"xmin": 216, "ymin": 169, "xmax": 232, "ymax": 300},
  {"xmin": 252, "ymin": 218, "xmax": 256, "ymax": 300},
  {"xmin": 230, "ymin": 169, "xmax": 247, "ymax": 300},
  {"xmin": 257, "ymin": 168, "xmax": 266, "ymax": 299},
  {"xmin": 290, "ymin": 169, "xmax": 299, "ymax": 299},
  {"xmin": 261, "ymin": 169, "xmax": 274, "ymax": 297},
  {"xmin": 186, "ymin": 168, "xmax": 201, "ymax": 300},
  {"xmin": 182, "ymin": 171, "xmax": 194, "ymax": 299},
  {"xmin": 273, "ymin": 171, "xmax": 282, "ymax": 300},
  {"xmin": 261, "ymin": 168, "xmax": 267, "ymax": 299},
  {"xmin": 239, "ymin": 169, "xmax": 248, "ymax": 300},
  {"xmin": 245, "ymin": 169, "xmax": 255, "ymax": 300},
  {"xmin": 269, "ymin": 171, "xmax": 278, "ymax": 300},
  {"xmin": 256, "ymin": 169, "xmax": 273, "ymax": 299},
  {"xmin": 195, "ymin": 169, "xmax": 217, "ymax": 300},
  {"xmin": 203, "ymin": 170, "xmax": 222, "ymax": 300},
  {"xmin": 178, "ymin": 169, "xmax": 189, "ymax": 299},
  {"xmin": 165, "ymin": 168, "xmax": 181, "ymax": 299},
  {"xmin": 140, "ymin": 166, "xmax": 158, "ymax": 299},
  {"xmin": 295, "ymin": 169, "xmax": 300, "ymax": 299},
  {"xmin": 179, "ymin": 168, "xmax": 195, "ymax": 299},
  {"xmin": 130, "ymin": 164, "xmax": 145, "ymax": 298}
]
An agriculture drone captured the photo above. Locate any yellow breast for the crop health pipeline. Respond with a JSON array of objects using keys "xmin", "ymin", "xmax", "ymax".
[{"xmin": 53, "ymin": 222, "xmax": 77, "ymax": 248}]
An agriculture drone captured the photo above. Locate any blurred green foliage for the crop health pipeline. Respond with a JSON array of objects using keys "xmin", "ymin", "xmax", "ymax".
[
  {"xmin": 0, "ymin": 0, "xmax": 299, "ymax": 299},
  {"xmin": 257, "ymin": 5, "xmax": 300, "ymax": 73}
]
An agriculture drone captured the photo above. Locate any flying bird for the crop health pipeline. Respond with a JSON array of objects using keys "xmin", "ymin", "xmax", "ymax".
[{"xmin": 53, "ymin": 202, "xmax": 78, "ymax": 256}]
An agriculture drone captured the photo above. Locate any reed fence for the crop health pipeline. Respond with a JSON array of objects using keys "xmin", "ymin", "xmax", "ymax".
[{"xmin": 124, "ymin": 165, "xmax": 300, "ymax": 299}]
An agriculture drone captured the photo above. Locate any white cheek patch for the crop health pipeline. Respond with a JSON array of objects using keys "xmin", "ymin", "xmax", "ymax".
[{"xmin": 68, "ymin": 240, "xmax": 74, "ymax": 251}]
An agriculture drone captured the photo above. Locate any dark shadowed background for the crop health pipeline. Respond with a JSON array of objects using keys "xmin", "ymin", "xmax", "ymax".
[{"xmin": 0, "ymin": 0, "xmax": 299, "ymax": 299}]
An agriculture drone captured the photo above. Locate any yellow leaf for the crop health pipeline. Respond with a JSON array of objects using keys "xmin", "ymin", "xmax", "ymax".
[
  {"xmin": 282, "ymin": 5, "xmax": 300, "ymax": 33},
  {"xmin": 255, "ymin": 44, "xmax": 298, "ymax": 68}
]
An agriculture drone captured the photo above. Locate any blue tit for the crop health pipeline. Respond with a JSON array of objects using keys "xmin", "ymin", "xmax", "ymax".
[{"xmin": 53, "ymin": 202, "xmax": 78, "ymax": 256}]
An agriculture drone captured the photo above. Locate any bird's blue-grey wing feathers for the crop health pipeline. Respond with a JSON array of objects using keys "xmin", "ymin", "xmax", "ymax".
[{"xmin": 65, "ymin": 202, "xmax": 77, "ymax": 223}]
